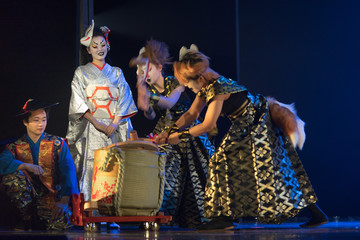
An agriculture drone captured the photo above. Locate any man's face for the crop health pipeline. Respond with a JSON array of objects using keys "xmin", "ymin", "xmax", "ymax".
[
  {"xmin": 24, "ymin": 109, "xmax": 47, "ymax": 137},
  {"xmin": 87, "ymin": 36, "xmax": 108, "ymax": 61}
]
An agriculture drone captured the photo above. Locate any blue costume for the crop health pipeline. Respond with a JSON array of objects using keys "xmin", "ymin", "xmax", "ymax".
[{"xmin": 0, "ymin": 132, "xmax": 79, "ymax": 230}]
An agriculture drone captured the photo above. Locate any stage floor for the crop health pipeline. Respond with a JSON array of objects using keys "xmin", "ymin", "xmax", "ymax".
[{"xmin": 0, "ymin": 219, "xmax": 359, "ymax": 240}]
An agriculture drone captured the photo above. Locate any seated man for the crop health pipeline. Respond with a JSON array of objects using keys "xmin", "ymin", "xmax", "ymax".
[{"xmin": 0, "ymin": 99, "xmax": 79, "ymax": 230}]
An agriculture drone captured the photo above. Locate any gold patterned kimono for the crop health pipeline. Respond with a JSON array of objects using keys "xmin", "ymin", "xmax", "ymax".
[
  {"xmin": 149, "ymin": 76, "xmax": 215, "ymax": 228},
  {"xmin": 199, "ymin": 76, "xmax": 317, "ymax": 224}
]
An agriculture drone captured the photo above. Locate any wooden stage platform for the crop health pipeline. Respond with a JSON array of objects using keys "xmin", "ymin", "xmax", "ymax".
[{"xmin": 0, "ymin": 218, "xmax": 359, "ymax": 239}]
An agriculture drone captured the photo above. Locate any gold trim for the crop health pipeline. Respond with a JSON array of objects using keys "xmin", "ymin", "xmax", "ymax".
[{"xmin": 228, "ymin": 99, "xmax": 249, "ymax": 120}]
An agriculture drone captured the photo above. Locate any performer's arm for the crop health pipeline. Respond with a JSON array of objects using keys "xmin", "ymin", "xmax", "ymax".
[
  {"xmin": 0, "ymin": 147, "xmax": 45, "ymax": 175},
  {"xmin": 17, "ymin": 163, "xmax": 44, "ymax": 175},
  {"xmin": 0, "ymin": 148, "xmax": 25, "ymax": 175},
  {"xmin": 143, "ymin": 105, "xmax": 155, "ymax": 120},
  {"xmin": 186, "ymin": 95, "xmax": 226, "ymax": 136},
  {"xmin": 105, "ymin": 116, "xmax": 122, "ymax": 137},
  {"xmin": 138, "ymin": 82, "xmax": 184, "ymax": 120},
  {"xmin": 155, "ymin": 85, "xmax": 185, "ymax": 109},
  {"xmin": 175, "ymin": 95, "xmax": 207, "ymax": 129},
  {"xmin": 83, "ymin": 111, "xmax": 107, "ymax": 133},
  {"xmin": 167, "ymin": 94, "xmax": 228, "ymax": 144},
  {"xmin": 136, "ymin": 80, "xmax": 156, "ymax": 120},
  {"xmin": 154, "ymin": 95, "xmax": 206, "ymax": 145}
]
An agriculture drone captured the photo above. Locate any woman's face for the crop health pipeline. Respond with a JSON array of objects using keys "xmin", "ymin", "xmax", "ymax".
[
  {"xmin": 184, "ymin": 77, "xmax": 206, "ymax": 94},
  {"xmin": 143, "ymin": 63, "xmax": 163, "ymax": 86},
  {"xmin": 87, "ymin": 36, "xmax": 108, "ymax": 62}
]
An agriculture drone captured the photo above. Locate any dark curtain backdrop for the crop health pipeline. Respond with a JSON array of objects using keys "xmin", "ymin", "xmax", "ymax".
[
  {"xmin": 0, "ymin": 1, "xmax": 77, "ymax": 143},
  {"xmin": 1, "ymin": 0, "xmax": 359, "ymax": 218},
  {"xmin": 238, "ymin": 0, "xmax": 360, "ymax": 218}
]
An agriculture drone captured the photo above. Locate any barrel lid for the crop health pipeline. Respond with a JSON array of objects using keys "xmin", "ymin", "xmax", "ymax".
[{"xmin": 100, "ymin": 138, "xmax": 158, "ymax": 151}]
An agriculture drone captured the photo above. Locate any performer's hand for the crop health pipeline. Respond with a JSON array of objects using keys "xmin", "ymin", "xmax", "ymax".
[
  {"xmin": 52, "ymin": 196, "xmax": 70, "ymax": 220},
  {"xmin": 137, "ymin": 81, "xmax": 150, "ymax": 111},
  {"xmin": 136, "ymin": 71, "xmax": 146, "ymax": 86},
  {"xmin": 168, "ymin": 132, "xmax": 181, "ymax": 145},
  {"xmin": 93, "ymin": 120, "xmax": 107, "ymax": 134},
  {"xmin": 21, "ymin": 163, "xmax": 44, "ymax": 175},
  {"xmin": 154, "ymin": 131, "xmax": 169, "ymax": 145},
  {"xmin": 106, "ymin": 123, "xmax": 118, "ymax": 137}
]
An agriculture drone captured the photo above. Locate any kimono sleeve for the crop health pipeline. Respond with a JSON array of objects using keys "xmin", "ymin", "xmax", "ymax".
[
  {"xmin": 115, "ymin": 68, "xmax": 138, "ymax": 119},
  {"xmin": 58, "ymin": 140, "xmax": 79, "ymax": 196},
  {"xmin": 68, "ymin": 67, "xmax": 90, "ymax": 121},
  {"xmin": 0, "ymin": 147, "xmax": 23, "ymax": 175}
]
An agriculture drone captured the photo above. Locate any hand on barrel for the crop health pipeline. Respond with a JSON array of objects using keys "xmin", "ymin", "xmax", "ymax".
[
  {"xmin": 167, "ymin": 132, "xmax": 181, "ymax": 145},
  {"xmin": 154, "ymin": 131, "xmax": 168, "ymax": 144},
  {"xmin": 154, "ymin": 131, "xmax": 181, "ymax": 145}
]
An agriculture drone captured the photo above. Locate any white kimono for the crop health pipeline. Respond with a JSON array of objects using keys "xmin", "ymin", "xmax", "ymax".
[{"xmin": 66, "ymin": 63, "xmax": 137, "ymax": 201}]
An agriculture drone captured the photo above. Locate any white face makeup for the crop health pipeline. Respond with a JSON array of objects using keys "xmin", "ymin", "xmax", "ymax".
[
  {"xmin": 137, "ymin": 64, "xmax": 147, "ymax": 77},
  {"xmin": 184, "ymin": 77, "xmax": 205, "ymax": 94},
  {"xmin": 87, "ymin": 36, "xmax": 108, "ymax": 62},
  {"xmin": 136, "ymin": 62, "xmax": 162, "ymax": 86},
  {"xmin": 145, "ymin": 63, "xmax": 162, "ymax": 86}
]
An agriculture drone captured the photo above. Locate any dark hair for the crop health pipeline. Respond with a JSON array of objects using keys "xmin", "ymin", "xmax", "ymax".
[
  {"xmin": 22, "ymin": 109, "xmax": 50, "ymax": 123},
  {"xmin": 80, "ymin": 27, "xmax": 112, "ymax": 65}
]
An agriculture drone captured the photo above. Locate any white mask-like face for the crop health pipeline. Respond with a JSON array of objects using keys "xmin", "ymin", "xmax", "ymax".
[
  {"xmin": 145, "ymin": 63, "xmax": 162, "ymax": 86},
  {"xmin": 184, "ymin": 77, "xmax": 206, "ymax": 94},
  {"xmin": 136, "ymin": 62, "xmax": 162, "ymax": 85},
  {"xmin": 136, "ymin": 64, "xmax": 147, "ymax": 76},
  {"xmin": 87, "ymin": 36, "xmax": 108, "ymax": 61}
]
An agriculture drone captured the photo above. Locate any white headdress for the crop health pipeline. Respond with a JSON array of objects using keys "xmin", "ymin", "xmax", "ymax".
[
  {"xmin": 179, "ymin": 44, "xmax": 199, "ymax": 61},
  {"xmin": 80, "ymin": 20, "xmax": 111, "ymax": 49},
  {"xmin": 135, "ymin": 47, "xmax": 150, "ymax": 83},
  {"xmin": 139, "ymin": 47, "xmax": 145, "ymax": 56},
  {"xmin": 80, "ymin": 20, "xmax": 95, "ymax": 47}
]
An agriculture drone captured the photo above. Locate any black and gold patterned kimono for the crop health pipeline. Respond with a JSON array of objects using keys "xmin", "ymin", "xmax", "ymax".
[
  {"xmin": 199, "ymin": 76, "xmax": 317, "ymax": 224},
  {"xmin": 149, "ymin": 76, "xmax": 215, "ymax": 228}
]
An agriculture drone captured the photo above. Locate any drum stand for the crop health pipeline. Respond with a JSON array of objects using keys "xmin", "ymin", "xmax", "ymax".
[{"xmin": 71, "ymin": 193, "xmax": 172, "ymax": 232}]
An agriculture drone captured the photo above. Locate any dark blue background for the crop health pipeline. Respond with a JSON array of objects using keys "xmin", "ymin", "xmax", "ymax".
[{"xmin": 1, "ymin": 0, "xmax": 359, "ymax": 218}]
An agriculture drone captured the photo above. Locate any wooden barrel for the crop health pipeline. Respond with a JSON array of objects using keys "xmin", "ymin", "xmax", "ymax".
[{"xmin": 90, "ymin": 138, "xmax": 166, "ymax": 216}]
